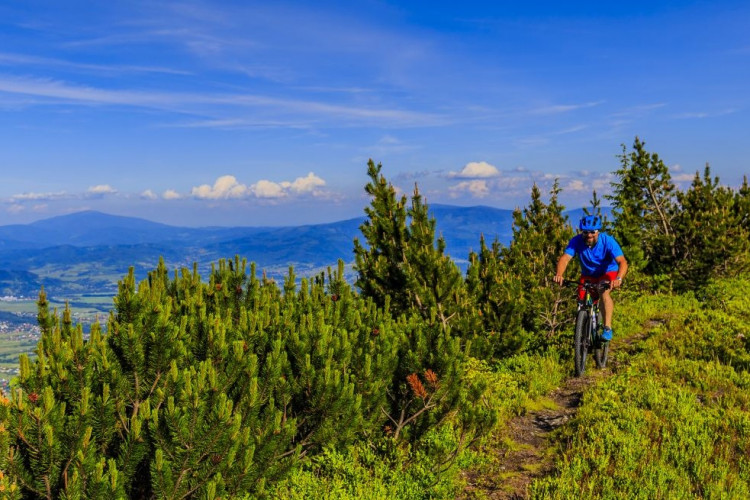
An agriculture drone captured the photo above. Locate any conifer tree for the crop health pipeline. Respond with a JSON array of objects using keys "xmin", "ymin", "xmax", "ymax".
[
  {"xmin": 584, "ymin": 190, "xmax": 611, "ymax": 232},
  {"xmin": 353, "ymin": 160, "xmax": 492, "ymax": 447},
  {"xmin": 499, "ymin": 181, "xmax": 575, "ymax": 348},
  {"xmin": 607, "ymin": 137, "xmax": 677, "ymax": 276},
  {"xmin": 672, "ymin": 165, "xmax": 750, "ymax": 289},
  {"xmin": 353, "ymin": 160, "xmax": 465, "ymax": 328},
  {"xmin": 737, "ymin": 176, "xmax": 750, "ymax": 235},
  {"xmin": 464, "ymin": 236, "xmax": 528, "ymax": 357}
]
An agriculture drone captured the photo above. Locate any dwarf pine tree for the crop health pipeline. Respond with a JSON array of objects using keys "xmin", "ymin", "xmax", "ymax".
[
  {"xmin": 464, "ymin": 236, "xmax": 528, "ymax": 357},
  {"xmin": 3, "ymin": 257, "xmax": 423, "ymax": 498},
  {"xmin": 736, "ymin": 175, "xmax": 750, "ymax": 236},
  {"xmin": 6, "ymin": 294, "xmax": 126, "ymax": 498},
  {"xmin": 1, "ymin": 252, "xmax": 488, "ymax": 497}
]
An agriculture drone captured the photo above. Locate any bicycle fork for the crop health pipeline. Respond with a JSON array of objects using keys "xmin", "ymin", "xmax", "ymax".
[{"xmin": 578, "ymin": 302, "xmax": 599, "ymax": 346}]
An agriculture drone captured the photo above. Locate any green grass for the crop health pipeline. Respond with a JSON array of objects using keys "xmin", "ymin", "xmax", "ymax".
[
  {"xmin": 0, "ymin": 300, "xmax": 40, "ymax": 314},
  {"xmin": 0, "ymin": 333, "xmax": 36, "ymax": 372},
  {"xmin": 0, "ymin": 296, "xmax": 113, "ymax": 316}
]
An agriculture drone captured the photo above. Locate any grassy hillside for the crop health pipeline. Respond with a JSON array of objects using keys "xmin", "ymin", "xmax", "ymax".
[{"xmin": 530, "ymin": 278, "xmax": 750, "ymax": 498}]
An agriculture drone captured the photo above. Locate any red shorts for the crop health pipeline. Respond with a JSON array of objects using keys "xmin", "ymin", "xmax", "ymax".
[{"xmin": 578, "ymin": 271, "xmax": 618, "ymax": 300}]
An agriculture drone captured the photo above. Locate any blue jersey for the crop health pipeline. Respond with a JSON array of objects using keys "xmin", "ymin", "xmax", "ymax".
[{"xmin": 564, "ymin": 232, "xmax": 624, "ymax": 277}]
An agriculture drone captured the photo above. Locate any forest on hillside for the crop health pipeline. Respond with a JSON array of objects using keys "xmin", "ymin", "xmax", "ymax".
[{"xmin": 1, "ymin": 138, "xmax": 749, "ymax": 499}]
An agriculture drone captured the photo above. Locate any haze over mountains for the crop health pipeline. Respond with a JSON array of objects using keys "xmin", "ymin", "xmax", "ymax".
[{"xmin": 0, "ymin": 205, "xmax": 600, "ymax": 298}]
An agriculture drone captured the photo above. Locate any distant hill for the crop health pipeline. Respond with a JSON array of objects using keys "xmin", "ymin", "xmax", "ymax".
[
  {"xmin": 0, "ymin": 206, "xmax": 609, "ymax": 298},
  {"xmin": 0, "ymin": 210, "xmax": 274, "ymax": 248}
]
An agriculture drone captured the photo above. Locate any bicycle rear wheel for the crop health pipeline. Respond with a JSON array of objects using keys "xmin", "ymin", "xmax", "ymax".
[{"xmin": 574, "ymin": 309, "xmax": 589, "ymax": 376}]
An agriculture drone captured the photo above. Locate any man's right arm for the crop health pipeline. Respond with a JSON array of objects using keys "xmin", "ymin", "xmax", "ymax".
[{"xmin": 553, "ymin": 253, "xmax": 573, "ymax": 285}]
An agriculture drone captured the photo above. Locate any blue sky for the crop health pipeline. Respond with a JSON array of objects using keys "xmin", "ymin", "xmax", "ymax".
[{"xmin": 1, "ymin": 0, "xmax": 748, "ymax": 227}]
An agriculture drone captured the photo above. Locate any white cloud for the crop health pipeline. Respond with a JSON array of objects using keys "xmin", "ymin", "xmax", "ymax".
[
  {"xmin": 592, "ymin": 177, "xmax": 611, "ymax": 191},
  {"xmin": 141, "ymin": 189, "xmax": 158, "ymax": 200},
  {"xmin": 6, "ymin": 204, "xmax": 24, "ymax": 214},
  {"xmin": 565, "ymin": 180, "xmax": 587, "ymax": 192},
  {"xmin": 289, "ymin": 172, "xmax": 325, "ymax": 193},
  {"xmin": 163, "ymin": 189, "xmax": 181, "ymax": 200},
  {"xmin": 87, "ymin": 184, "xmax": 117, "ymax": 194},
  {"xmin": 191, "ymin": 175, "xmax": 250, "ymax": 199},
  {"xmin": 449, "ymin": 180, "xmax": 490, "ymax": 198},
  {"xmin": 189, "ymin": 172, "xmax": 328, "ymax": 200},
  {"xmin": 449, "ymin": 161, "xmax": 500, "ymax": 179},
  {"xmin": 673, "ymin": 173, "xmax": 696, "ymax": 182},
  {"xmin": 251, "ymin": 180, "xmax": 287, "ymax": 198}
]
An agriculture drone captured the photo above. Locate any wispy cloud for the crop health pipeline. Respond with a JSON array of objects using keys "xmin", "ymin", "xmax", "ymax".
[
  {"xmin": 610, "ymin": 103, "xmax": 667, "ymax": 118},
  {"xmin": 0, "ymin": 52, "xmax": 191, "ymax": 76},
  {"xmin": 530, "ymin": 101, "xmax": 604, "ymax": 115},
  {"xmin": 449, "ymin": 180, "xmax": 490, "ymax": 198},
  {"xmin": 0, "ymin": 76, "xmax": 445, "ymax": 127},
  {"xmin": 674, "ymin": 108, "xmax": 739, "ymax": 119},
  {"xmin": 9, "ymin": 191, "xmax": 68, "ymax": 202},
  {"xmin": 168, "ymin": 118, "xmax": 311, "ymax": 130},
  {"xmin": 366, "ymin": 135, "xmax": 420, "ymax": 156}
]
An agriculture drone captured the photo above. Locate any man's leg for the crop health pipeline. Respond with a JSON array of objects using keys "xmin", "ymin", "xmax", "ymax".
[{"xmin": 601, "ymin": 289, "xmax": 614, "ymax": 329}]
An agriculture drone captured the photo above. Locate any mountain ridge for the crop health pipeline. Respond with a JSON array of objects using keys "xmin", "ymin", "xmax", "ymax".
[{"xmin": 0, "ymin": 205, "xmax": 609, "ymax": 298}]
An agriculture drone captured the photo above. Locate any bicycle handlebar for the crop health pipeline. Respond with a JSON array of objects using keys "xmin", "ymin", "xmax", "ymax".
[{"xmin": 559, "ymin": 279, "xmax": 611, "ymax": 291}]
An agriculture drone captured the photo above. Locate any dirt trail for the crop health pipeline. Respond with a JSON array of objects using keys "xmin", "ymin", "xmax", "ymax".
[{"xmin": 461, "ymin": 328, "xmax": 654, "ymax": 499}]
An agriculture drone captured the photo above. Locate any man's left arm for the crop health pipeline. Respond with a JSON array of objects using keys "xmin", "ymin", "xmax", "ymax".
[{"xmin": 612, "ymin": 255, "xmax": 628, "ymax": 289}]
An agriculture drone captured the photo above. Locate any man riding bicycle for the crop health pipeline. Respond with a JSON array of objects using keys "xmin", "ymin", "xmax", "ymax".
[{"xmin": 553, "ymin": 215, "xmax": 628, "ymax": 341}]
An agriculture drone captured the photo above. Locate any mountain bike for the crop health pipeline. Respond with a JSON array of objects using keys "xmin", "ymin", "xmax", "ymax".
[{"xmin": 562, "ymin": 279, "xmax": 611, "ymax": 376}]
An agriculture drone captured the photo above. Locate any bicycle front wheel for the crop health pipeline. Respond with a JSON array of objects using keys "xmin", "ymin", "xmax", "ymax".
[
  {"xmin": 574, "ymin": 309, "xmax": 589, "ymax": 376},
  {"xmin": 594, "ymin": 309, "xmax": 608, "ymax": 369},
  {"xmin": 594, "ymin": 342, "xmax": 609, "ymax": 368}
]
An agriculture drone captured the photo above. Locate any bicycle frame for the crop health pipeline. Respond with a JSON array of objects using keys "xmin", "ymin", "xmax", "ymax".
[
  {"xmin": 563, "ymin": 280, "xmax": 610, "ymax": 376},
  {"xmin": 578, "ymin": 286, "xmax": 601, "ymax": 335}
]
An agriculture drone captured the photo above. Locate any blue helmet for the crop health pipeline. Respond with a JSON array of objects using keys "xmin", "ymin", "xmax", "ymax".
[{"xmin": 579, "ymin": 215, "xmax": 602, "ymax": 231}]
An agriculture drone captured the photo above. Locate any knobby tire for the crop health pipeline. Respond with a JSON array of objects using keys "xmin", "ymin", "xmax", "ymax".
[
  {"xmin": 574, "ymin": 309, "xmax": 589, "ymax": 376},
  {"xmin": 594, "ymin": 342, "xmax": 609, "ymax": 369},
  {"xmin": 594, "ymin": 309, "xmax": 608, "ymax": 369}
]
